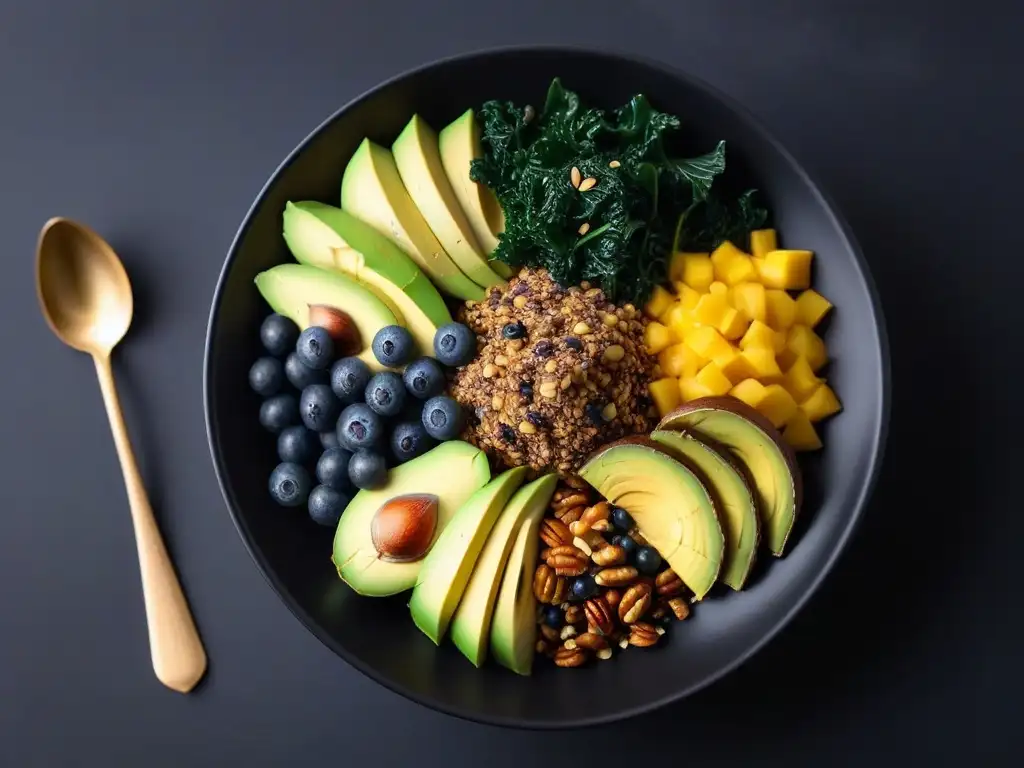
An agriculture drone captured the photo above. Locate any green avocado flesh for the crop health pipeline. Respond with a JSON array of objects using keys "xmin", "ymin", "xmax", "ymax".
[
  {"xmin": 254, "ymin": 263, "xmax": 398, "ymax": 371},
  {"xmin": 437, "ymin": 109, "xmax": 512, "ymax": 278},
  {"xmin": 282, "ymin": 201, "xmax": 451, "ymax": 357},
  {"xmin": 340, "ymin": 138, "xmax": 485, "ymax": 301},
  {"xmin": 658, "ymin": 400, "xmax": 800, "ymax": 556},
  {"xmin": 449, "ymin": 474, "xmax": 557, "ymax": 667},
  {"xmin": 332, "ymin": 441, "xmax": 490, "ymax": 596},
  {"xmin": 392, "ymin": 115, "xmax": 505, "ymax": 290},
  {"xmin": 409, "ymin": 466, "xmax": 529, "ymax": 644},
  {"xmin": 580, "ymin": 439, "xmax": 724, "ymax": 600},
  {"xmin": 650, "ymin": 430, "xmax": 760, "ymax": 590}
]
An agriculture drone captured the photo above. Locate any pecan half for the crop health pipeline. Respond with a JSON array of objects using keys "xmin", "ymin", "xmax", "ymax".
[
  {"xmin": 563, "ymin": 474, "xmax": 589, "ymax": 490},
  {"xmin": 618, "ymin": 582, "xmax": 653, "ymax": 624},
  {"xmin": 552, "ymin": 492, "xmax": 589, "ymax": 513},
  {"xmin": 539, "ymin": 518, "xmax": 574, "ymax": 548},
  {"xmin": 574, "ymin": 631, "xmax": 610, "ymax": 651},
  {"xmin": 553, "ymin": 646, "xmax": 588, "ymax": 667},
  {"xmin": 533, "ymin": 564, "xmax": 567, "ymax": 604},
  {"xmin": 564, "ymin": 604, "xmax": 585, "ymax": 626},
  {"xmin": 584, "ymin": 596, "xmax": 615, "ymax": 635},
  {"xmin": 546, "ymin": 545, "xmax": 589, "ymax": 577},
  {"xmin": 668, "ymin": 596, "xmax": 691, "ymax": 621},
  {"xmin": 603, "ymin": 588, "xmax": 622, "ymax": 611},
  {"xmin": 592, "ymin": 544, "xmax": 627, "ymax": 567},
  {"xmin": 628, "ymin": 622, "xmax": 660, "ymax": 647},
  {"xmin": 655, "ymin": 568, "xmax": 685, "ymax": 597},
  {"xmin": 539, "ymin": 623, "xmax": 560, "ymax": 643},
  {"xmin": 594, "ymin": 565, "xmax": 639, "ymax": 587},
  {"xmin": 557, "ymin": 505, "xmax": 586, "ymax": 525},
  {"xmin": 580, "ymin": 501, "xmax": 612, "ymax": 531}
]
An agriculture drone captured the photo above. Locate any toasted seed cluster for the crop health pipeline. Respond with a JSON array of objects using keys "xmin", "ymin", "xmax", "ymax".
[{"xmin": 450, "ymin": 268, "xmax": 655, "ymax": 475}]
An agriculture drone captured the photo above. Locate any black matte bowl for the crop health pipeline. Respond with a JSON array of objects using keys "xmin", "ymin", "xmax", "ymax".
[{"xmin": 205, "ymin": 47, "xmax": 889, "ymax": 729}]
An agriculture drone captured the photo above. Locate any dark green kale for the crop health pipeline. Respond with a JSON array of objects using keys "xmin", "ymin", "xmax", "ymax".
[{"xmin": 470, "ymin": 78, "xmax": 767, "ymax": 305}]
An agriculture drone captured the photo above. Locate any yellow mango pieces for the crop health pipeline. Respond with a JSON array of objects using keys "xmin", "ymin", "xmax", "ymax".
[
  {"xmin": 729, "ymin": 378, "xmax": 767, "ymax": 409},
  {"xmin": 731, "ymin": 282, "xmax": 767, "ymax": 323},
  {"xmin": 801, "ymin": 383, "xmax": 842, "ymax": 422},
  {"xmin": 644, "ymin": 321, "xmax": 674, "ymax": 355},
  {"xmin": 644, "ymin": 285, "xmax": 675, "ymax": 319},
  {"xmin": 782, "ymin": 412, "xmax": 823, "ymax": 451},
  {"xmin": 739, "ymin": 320, "xmax": 776, "ymax": 351},
  {"xmin": 757, "ymin": 384, "xmax": 799, "ymax": 428},
  {"xmin": 649, "ymin": 377, "xmax": 682, "ymax": 417},
  {"xmin": 758, "ymin": 250, "xmax": 813, "ymax": 290},
  {"xmin": 765, "ymin": 289, "xmax": 797, "ymax": 330},
  {"xmin": 659, "ymin": 343, "xmax": 704, "ymax": 379},
  {"xmin": 794, "ymin": 289, "xmax": 832, "ymax": 328},
  {"xmin": 750, "ymin": 228, "xmax": 778, "ymax": 260},
  {"xmin": 741, "ymin": 347, "xmax": 783, "ymax": 381},
  {"xmin": 786, "ymin": 324, "xmax": 827, "ymax": 371},
  {"xmin": 672, "ymin": 252, "xmax": 714, "ymax": 292},
  {"xmin": 783, "ymin": 356, "xmax": 823, "ymax": 401},
  {"xmin": 695, "ymin": 362, "xmax": 733, "ymax": 396},
  {"xmin": 684, "ymin": 326, "xmax": 735, "ymax": 365},
  {"xmin": 710, "ymin": 241, "xmax": 756, "ymax": 286}
]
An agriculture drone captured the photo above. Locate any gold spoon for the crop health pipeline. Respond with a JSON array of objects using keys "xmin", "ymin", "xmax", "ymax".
[{"xmin": 35, "ymin": 217, "xmax": 207, "ymax": 693}]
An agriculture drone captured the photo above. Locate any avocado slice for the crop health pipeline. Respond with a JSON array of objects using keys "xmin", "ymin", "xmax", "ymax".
[
  {"xmin": 449, "ymin": 474, "xmax": 557, "ymax": 667},
  {"xmin": 254, "ymin": 263, "xmax": 399, "ymax": 372},
  {"xmin": 333, "ymin": 441, "xmax": 491, "ymax": 596},
  {"xmin": 437, "ymin": 109, "xmax": 512, "ymax": 278},
  {"xmin": 282, "ymin": 201, "xmax": 451, "ymax": 358},
  {"xmin": 409, "ymin": 466, "xmax": 529, "ymax": 644},
  {"xmin": 393, "ymin": 115, "xmax": 506, "ymax": 290},
  {"xmin": 340, "ymin": 139, "xmax": 485, "ymax": 301},
  {"xmin": 658, "ymin": 397, "xmax": 802, "ymax": 556},
  {"xmin": 580, "ymin": 438, "xmax": 724, "ymax": 600},
  {"xmin": 650, "ymin": 430, "xmax": 760, "ymax": 590}
]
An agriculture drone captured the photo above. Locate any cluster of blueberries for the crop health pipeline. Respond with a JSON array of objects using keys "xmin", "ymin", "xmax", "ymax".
[
  {"xmin": 540, "ymin": 506, "xmax": 665, "ymax": 628},
  {"xmin": 248, "ymin": 313, "xmax": 479, "ymax": 527}
]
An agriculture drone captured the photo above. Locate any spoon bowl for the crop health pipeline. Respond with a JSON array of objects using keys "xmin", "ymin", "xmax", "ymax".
[
  {"xmin": 35, "ymin": 216, "xmax": 207, "ymax": 693},
  {"xmin": 36, "ymin": 217, "xmax": 134, "ymax": 355}
]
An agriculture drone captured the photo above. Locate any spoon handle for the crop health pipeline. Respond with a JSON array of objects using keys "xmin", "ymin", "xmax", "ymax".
[{"xmin": 93, "ymin": 354, "xmax": 208, "ymax": 693}]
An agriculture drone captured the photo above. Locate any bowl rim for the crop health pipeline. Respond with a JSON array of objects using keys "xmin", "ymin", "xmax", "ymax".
[{"xmin": 203, "ymin": 42, "xmax": 891, "ymax": 730}]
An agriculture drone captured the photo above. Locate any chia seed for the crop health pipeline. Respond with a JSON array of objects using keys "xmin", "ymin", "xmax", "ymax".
[
  {"xmin": 526, "ymin": 411, "xmax": 546, "ymax": 428},
  {"xmin": 534, "ymin": 340, "xmax": 554, "ymax": 358},
  {"xmin": 519, "ymin": 380, "xmax": 534, "ymax": 398}
]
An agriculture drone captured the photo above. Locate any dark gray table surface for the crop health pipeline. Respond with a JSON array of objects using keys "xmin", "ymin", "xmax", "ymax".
[{"xmin": 2, "ymin": 1, "xmax": 1021, "ymax": 765}]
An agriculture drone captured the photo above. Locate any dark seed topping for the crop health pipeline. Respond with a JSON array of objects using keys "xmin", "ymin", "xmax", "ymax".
[
  {"xmin": 564, "ymin": 336, "xmax": 582, "ymax": 351},
  {"xmin": 499, "ymin": 423, "xmax": 517, "ymax": 443},
  {"xmin": 585, "ymin": 403, "xmax": 606, "ymax": 426},
  {"xmin": 534, "ymin": 340, "xmax": 554, "ymax": 358},
  {"xmin": 526, "ymin": 411, "xmax": 545, "ymax": 427},
  {"xmin": 519, "ymin": 380, "xmax": 534, "ymax": 398},
  {"xmin": 502, "ymin": 322, "xmax": 526, "ymax": 340}
]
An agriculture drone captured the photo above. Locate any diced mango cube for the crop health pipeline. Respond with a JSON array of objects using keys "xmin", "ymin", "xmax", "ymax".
[
  {"xmin": 800, "ymin": 383, "xmax": 842, "ymax": 422},
  {"xmin": 739, "ymin": 320, "xmax": 776, "ymax": 351},
  {"xmin": 719, "ymin": 348, "xmax": 759, "ymax": 383},
  {"xmin": 645, "ymin": 285, "xmax": 675, "ymax": 319},
  {"xmin": 786, "ymin": 324, "xmax": 828, "ymax": 371},
  {"xmin": 644, "ymin": 321, "xmax": 674, "ymax": 355},
  {"xmin": 776, "ymin": 349, "xmax": 797, "ymax": 371},
  {"xmin": 741, "ymin": 347, "xmax": 783, "ymax": 381},
  {"xmin": 719, "ymin": 307, "xmax": 751, "ymax": 340},
  {"xmin": 675, "ymin": 252, "xmax": 714, "ymax": 292},
  {"xmin": 659, "ymin": 301, "xmax": 684, "ymax": 326},
  {"xmin": 694, "ymin": 292, "xmax": 731, "ymax": 327},
  {"xmin": 782, "ymin": 412, "xmax": 823, "ymax": 451},
  {"xmin": 649, "ymin": 377, "xmax": 682, "ymax": 417},
  {"xmin": 711, "ymin": 241, "xmax": 756, "ymax": 286},
  {"xmin": 674, "ymin": 283, "xmax": 703, "ymax": 310},
  {"xmin": 773, "ymin": 330, "xmax": 788, "ymax": 354},
  {"xmin": 669, "ymin": 312, "xmax": 698, "ymax": 343},
  {"xmin": 750, "ymin": 228, "xmax": 778, "ymax": 260},
  {"xmin": 684, "ymin": 326, "xmax": 735, "ymax": 365},
  {"xmin": 794, "ymin": 289, "xmax": 833, "ymax": 328},
  {"xmin": 695, "ymin": 362, "xmax": 734, "ymax": 396},
  {"xmin": 709, "ymin": 280, "xmax": 729, "ymax": 296},
  {"xmin": 659, "ymin": 343, "xmax": 704, "ymax": 379},
  {"xmin": 752, "ymin": 256, "xmax": 766, "ymax": 281},
  {"xmin": 783, "ymin": 356, "xmax": 823, "ymax": 401},
  {"xmin": 756, "ymin": 384, "xmax": 799, "ymax": 428},
  {"xmin": 679, "ymin": 377, "xmax": 716, "ymax": 402},
  {"xmin": 765, "ymin": 289, "xmax": 797, "ymax": 330},
  {"xmin": 758, "ymin": 250, "xmax": 813, "ymax": 290},
  {"xmin": 730, "ymin": 282, "xmax": 767, "ymax": 323},
  {"xmin": 729, "ymin": 378, "xmax": 768, "ymax": 409}
]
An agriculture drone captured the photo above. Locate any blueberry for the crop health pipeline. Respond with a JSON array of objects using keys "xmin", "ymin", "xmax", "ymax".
[
  {"xmin": 568, "ymin": 574, "xmax": 598, "ymax": 602},
  {"xmin": 371, "ymin": 325, "xmax": 415, "ymax": 367},
  {"xmin": 502, "ymin": 322, "xmax": 526, "ymax": 340},
  {"xmin": 336, "ymin": 403, "xmax": 382, "ymax": 450},
  {"xmin": 402, "ymin": 357, "xmax": 446, "ymax": 400},
  {"xmin": 330, "ymin": 357, "xmax": 371, "ymax": 403},
  {"xmin": 390, "ymin": 421, "xmax": 435, "ymax": 464},
  {"xmin": 612, "ymin": 534, "xmax": 638, "ymax": 562},
  {"xmin": 295, "ymin": 326, "xmax": 334, "ymax": 370},
  {"xmin": 277, "ymin": 425, "xmax": 319, "ymax": 464},
  {"xmin": 564, "ymin": 336, "xmax": 582, "ymax": 351},
  {"xmin": 307, "ymin": 484, "xmax": 349, "ymax": 527},
  {"xmin": 533, "ymin": 339, "xmax": 554, "ymax": 358},
  {"xmin": 585, "ymin": 402, "xmax": 606, "ymax": 426},
  {"xmin": 542, "ymin": 605, "xmax": 564, "ymax": 628},
  {"xmin": 260, "ymin": 313, "xmax": 299, "ymax": 357},
  {"xmin": 348, "ymin": 449, "xmax": 388, "ymax": 490},
  {"xmin": 320, "ymin": 430, "xmax": 342, "ymax": 450},
  {"xmin": 249, "ymin": 357, "xmax": 284, "ymax": 397},
  {"xmin": 268, "ymin": 462, "xmax": 311, "ymax": 507},
  {"xmin": 611, "ymin": 507, "xmax": 635, "ymax": 532},
  {"xmin": 635, "ymin": 546, "xmax": 663, "ymax": 576},
  {"xmin": 259, "ymin": 394, "xmax": 299, "ymax": 433},
  {"xmin": 499, "ymin": 423, "xmax": 517, "ymax": 443},
  {"xmin": 299, "ymin": 384, "xmax": 341, "ymax": 432},
  {"xmin": 364, "ymin": 371, "xmax": 406, "ymax": 418},
  {"xmin": 421, "ymin": 395, "xmax": 464, "ymax": 441},
  {"xmin": 433, "ymin": 322, "xmax": 476, "ymax": 367},
  {"xmin": 316, "ymin": 448, "xmax": 353, "ymax": 491},
  {"xmin": 285, "ymin": 352, "xmax": 329, "ymax": 390},
  {"xmin": 518, "ymin": 380, "xmax": 534, "ymax": 399}
]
